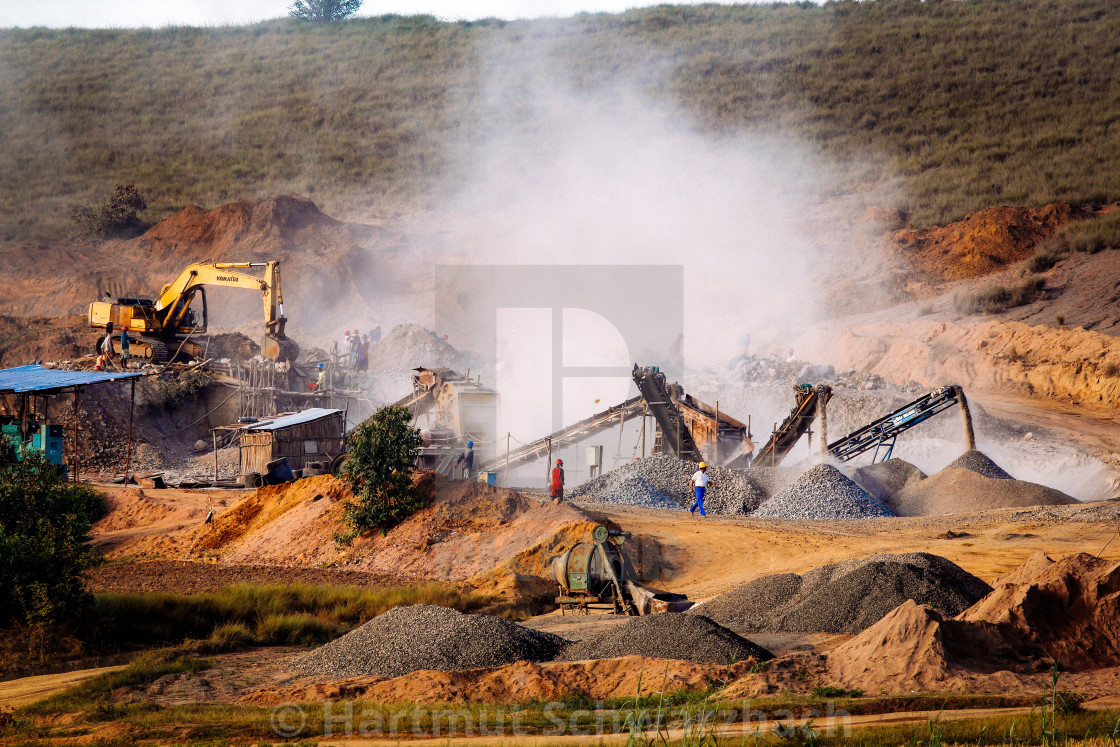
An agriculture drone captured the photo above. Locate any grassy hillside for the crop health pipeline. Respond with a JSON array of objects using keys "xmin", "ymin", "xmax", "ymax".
[{"xmin": 1, "ymin": 0, "xmax": 1119, "ymax": 240}]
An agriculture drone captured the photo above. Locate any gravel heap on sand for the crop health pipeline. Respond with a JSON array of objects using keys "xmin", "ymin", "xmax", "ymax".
[
  {"xmin": 695, "ymin": 552, "xmax": 992, "ymax": 634},
  {"xmin": 948, "ymin": 450, "xmax": 1013, "ymax": 479},
  {"xmin": 560, "ymin": 613, "xmax": 773, "ymax": 664},
  {"xmin": 751, "ymin": 464, "xmax": 893, "ymax": 519},
  {"xmin": 891, "ymin": 467, "xmax": 1077, "ymax": 516},
  {"xmin": 292, "ymin": 605, "xmax": 567, "ymax": 678},
  {"xmin": 850, "ymin": 459, "xmax": 927, "ymax": 506},
  {"xmin": 568, "ymin": 454, "xmax": 766, "ymax": 514}
]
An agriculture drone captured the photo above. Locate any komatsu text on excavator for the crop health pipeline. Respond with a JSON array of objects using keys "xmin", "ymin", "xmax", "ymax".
[{"xmin": 88, "ymin": 261, "xmax": 298, "ymax": 363}]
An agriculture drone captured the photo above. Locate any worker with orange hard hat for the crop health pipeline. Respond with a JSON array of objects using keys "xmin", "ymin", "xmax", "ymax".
[
  {"xmin": 550, "ymin": 458, "xmax": 565, "ymax": 500},
  {"xmin": 689, "ymin": 462, "xmax": 714, "ymax": 516}
]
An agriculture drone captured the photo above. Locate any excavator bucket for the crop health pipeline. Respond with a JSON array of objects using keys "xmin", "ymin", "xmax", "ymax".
[{"xmin": 261, "ymin": 332, "xmax": 299, "ymax": 362}]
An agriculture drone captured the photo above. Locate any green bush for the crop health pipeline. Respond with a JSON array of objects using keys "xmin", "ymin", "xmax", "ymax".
[
  {"xmin": 1049, "ymin": 211, "xmax": 1120, "ymax": 254},
  {"xmin": 955, "ymin": 275, "xmax": 1046, "ymax": 315},
  {"xmin": 289, "ymin": 0, "xmax": 363, "ymax": 21},
  {"xmin": 338, "ymin": 405, "xmax": 424, "ymax": 541},
  {"xmin": 0, "ymin": 455, "xmax": 105, "ymax": 634},
  {"xmin": 1028, "ymin": 249, "xmax": 1062, "ymax": 273},
  {"xmin": 155, "ymin": 369, "xmax": 211, "ymax": 409},
  {"xmin": 69, "ymin": 184, "xmax": 147, "ymax": 237}
]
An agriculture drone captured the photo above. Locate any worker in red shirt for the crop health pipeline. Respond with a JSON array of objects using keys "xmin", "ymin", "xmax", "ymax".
[{"xmin": 550, "ymin": 458, "xmax": 565, "ymax": 500}]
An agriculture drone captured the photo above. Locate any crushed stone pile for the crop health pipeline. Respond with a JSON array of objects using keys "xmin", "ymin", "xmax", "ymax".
[
  {"xmin": 751, "ymin": 464, "xmax": 893, "ymax": 519},
  {"xmin": 366, "ymin": 324, "xmax": 473, "ymax": 373},
  {"xmin": 849, "ymin": 459, "xmax": 927, "ymax": 507},
  {"xmin": 568, "ymin": 454, "xmax": 766, "ymax": 514},
  {"xmin": 948, "ymin": 450, "xmax": 1013, "ymax": 479},
  {"xmin": 560, "ymin": 613, "xmax": 773, "ymax": 664},
  {"xmin": 891, "ymin": 467, "xmax": 1077, "ymax": 516},
  {"xmin": 292, "ymin": 605, "xmax": 567, "ymax": 678},
  {"xmin": 826, "ymin": 552, "xmax": 1120, "ymax": 694},
  {"xmin": 695, "ymin": 552, "xmax": 992, "ymax": 634}
]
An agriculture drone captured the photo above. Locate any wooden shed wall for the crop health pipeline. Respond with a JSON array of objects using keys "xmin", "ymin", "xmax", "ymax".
[{"xmin": 239, "ymin": 412, "xmax": 345, "ymax": 476}]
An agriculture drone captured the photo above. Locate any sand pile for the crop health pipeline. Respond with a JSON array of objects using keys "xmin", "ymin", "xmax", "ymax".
[
  {"xmin": 891, "ymin": 468, "xmax": 1077, "ymax": 516},
  {"xmin": 696, "ymin": 553, "xmax": 991, "ymax": 634},
  {"xmin": 849, "ymin": 459, "xmax": 927, "ymax": 505},
  {"xmin": 752, "ymin": 464, "xmax": 893, "ymax": 520},
  {"xmin": 825, "ymin": 552, "xmax": 1120, "ymax": 693},
  {"xmin": 293, "ymin": 605, "xmax": 567, "ymax": 678},
  {"xmin": 949, "ymin": 450, "xmax": 1013, "ymax": 479},
  {"xmin": 568, "ymin": 454, "xmax": 766, "ymax": 514},
  {"xmin": 560, "ymin": 614, "xmax": 772, "ymax": 664}
]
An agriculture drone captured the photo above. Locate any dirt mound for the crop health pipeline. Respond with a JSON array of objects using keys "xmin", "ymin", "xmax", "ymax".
[
  {"xmin": 0, "ymin": 315, "xmax": 91, "ymax": 366},
  {"xmin": 892, "ymin": 203, "xmax": 1093, "ymax": 281},
  {"xmin": 93, "ymin": 489, "xmax": 175, "ymax": 532},
  {"xmin": 104, "ymin": 473, "xmax": 595, "ymax": 588},
  {"xmin": 559, "ymin": 614, "xmax": 772, "ymax": 664},
  {"xmin": 949, "ymin": 450, "xmax": 1013, "ymax": 479},
  {"xmin": 252, "ymin": 655, "xmax": 759, "ymax": 706},
  {"xmin": 292, "ymin": 604, "xmax": 567, "ymax": 678},
  {"xmin": 849, "ymin": 459, "xmax": 927, "ymax": 505},
  {"xmin": 891, "ymin": 467, "xmax": 1078, "ymax": 516},
  {"xmin": 752, "ymin": 464, "xmax": 893, "ymax": 520},
  {"xmin": 696, "ymin": 552, "xmax": 991, "ymax": 634},
  {"xmin": 826, "ymin": 552, "xmax": 1120, "ymax": 693},
  {"xmin": 958, "ymin": 552, "xmax": 1120, "ymax": 670}
]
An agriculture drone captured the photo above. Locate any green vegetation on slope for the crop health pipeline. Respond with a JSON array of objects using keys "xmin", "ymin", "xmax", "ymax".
[{"xmin": 1, "ymin": 1, "xmax": 1119, "ymax": 240}]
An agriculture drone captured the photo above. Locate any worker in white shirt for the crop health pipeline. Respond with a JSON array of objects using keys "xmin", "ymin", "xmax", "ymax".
[{"xmin": 689, "ymin": 462, "xmax": 714, "ymax": 516}]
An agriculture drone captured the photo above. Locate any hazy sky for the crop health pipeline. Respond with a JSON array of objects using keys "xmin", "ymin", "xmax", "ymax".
[{"xmin": 0, "ymin": 1, "xmax": 744, "ymax": 27}]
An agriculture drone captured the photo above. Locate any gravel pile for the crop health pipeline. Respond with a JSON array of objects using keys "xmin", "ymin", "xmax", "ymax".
[
  {"xmin": 695, "ymin": 552, "xmax": 992, "ymax": 634},
  {"xmin": 948, "ymin": 450, "xmax": 1013, "ymax": 480},
  {"xmin": 292, "ymin": 605, "xmax": 567, "ymax": 678},
  {"xmin": 560, "ymin": 613, "xmax": 773, "ymax": 664},
  {"xmin": 568, "ymin": 454, "xmax": 766, "ymax": 514},
  {"xmin": 751, "ymin": 464, "xmax": 894, "ymax": 519}
]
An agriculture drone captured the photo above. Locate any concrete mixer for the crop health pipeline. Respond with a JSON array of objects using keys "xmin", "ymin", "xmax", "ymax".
[{"xmin": 550, "ymin": 525, "xmax": 693, "ymax": 615}]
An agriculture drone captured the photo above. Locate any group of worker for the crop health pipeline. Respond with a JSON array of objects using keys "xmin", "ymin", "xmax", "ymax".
[
  {"xmin": 94, "ymin": 322, "xmax": 136, "ymax": 371},
  {"xmin": 451, "ymin": 440, "xmax": 712, "ymax": 514}
]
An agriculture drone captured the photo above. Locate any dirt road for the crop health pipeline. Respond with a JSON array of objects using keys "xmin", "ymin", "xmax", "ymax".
[{"xmin": 0, "ymin": 665, "xmax": 126, "ymax": 708}]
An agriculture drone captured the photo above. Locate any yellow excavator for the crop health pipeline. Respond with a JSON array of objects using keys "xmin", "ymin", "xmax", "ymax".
[{"xmin": 88, "ymin": 261, "xmax": 298, "ymax": 363}]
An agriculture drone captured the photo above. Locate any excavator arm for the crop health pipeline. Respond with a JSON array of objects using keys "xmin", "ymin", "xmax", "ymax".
[{"xmin": 155, "ymin": 261, "xmax": 285, "ymax": 331}]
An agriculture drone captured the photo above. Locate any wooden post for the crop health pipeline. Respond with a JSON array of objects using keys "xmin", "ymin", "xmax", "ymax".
[
  {"xmin": 73, "ymin": 390, "xmax": 80, "ymax": 483},
  {"xmin": 546, "ymin": 436, "xmax": 552, "ymax": 488},
  {"xmin": 213, "ymin": 429, "xmax": 219, "ymax": 484},
  {"xmin": 123, "ymin": 378, "xmax": 135, "ymax": 485},
  {"xmin": 641, "ymin": 403, "xmax": 647, "ymax": 458},
  {"xmin": 714, "ymin": 400, "xmax": 719, "ymax": 464}
]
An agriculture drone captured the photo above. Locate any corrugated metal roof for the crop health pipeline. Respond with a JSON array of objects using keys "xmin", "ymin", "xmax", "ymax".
[
  {"xmin": 241, "ymin": 408, "xmax": 344, "ymax": 431},
  {"xmin": 0, "ymin": 364, "xmax": 143, "ymax": 394}
]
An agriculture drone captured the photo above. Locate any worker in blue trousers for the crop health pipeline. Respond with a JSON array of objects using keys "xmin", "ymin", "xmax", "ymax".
[{"xmin": 689, "ymin": 462, "xmax": 714, "ymax": 516}]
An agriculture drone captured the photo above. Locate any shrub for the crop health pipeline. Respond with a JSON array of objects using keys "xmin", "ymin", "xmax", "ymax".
[
  {"xmin": 955, "ymin": 276, "xmax": 1046, "ymax": 315},
  {"xmin": 155, "ymin": 369, "xmax": 211, "ymax": 409},
  {"xmin": 1028, "ymin": 249, "xmax": 1062, "ymax": 273},
  {"xmin": 70, "ymin": 184, "xmax": 148, "ymax": 237},
  {"xmin": 338, "ymin": 405, "xmax": 424, "ymax": 541},
  {"xmin": 0, "ymin": 456, "xmax": 105, "ymax": 636}
]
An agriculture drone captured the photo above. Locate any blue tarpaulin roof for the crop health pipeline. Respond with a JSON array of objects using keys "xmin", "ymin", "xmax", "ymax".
[
  {"xmin": 240, "ymin": 408, "xmax": 343, "ymax": 431},
  {"xmin": 0, "ymin": 364, "xmax": 143, "ymax": 394}
]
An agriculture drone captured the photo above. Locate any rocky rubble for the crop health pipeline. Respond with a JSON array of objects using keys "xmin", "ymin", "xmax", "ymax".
[
  {"xmin": 568, "ymin": 454, "xmax": 766, "ymax": 514},
  {"xmin": 559, "ymin": 613, "xmax": 773, "ymax": 664},
  {"xmin": 696, "ymin": 552, "xmax": 991, "ymax": 634},
  {"xmin": 752, "ymin": 464, "xmax": 894, "ymax": 519},
  {"xmin": 292, "ymin": 605, "xmax": 567, "ymax": 679}
]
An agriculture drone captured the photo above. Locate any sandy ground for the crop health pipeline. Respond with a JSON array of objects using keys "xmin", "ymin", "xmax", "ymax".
[{"xmin": 0, "ymin": 665, "xmax": 126, "ymax": 708}]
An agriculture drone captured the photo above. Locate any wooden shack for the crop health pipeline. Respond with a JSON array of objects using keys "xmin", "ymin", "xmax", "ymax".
[{"xmin": 238, "ymin": 408, "xmax": 345, "ymax": 477}]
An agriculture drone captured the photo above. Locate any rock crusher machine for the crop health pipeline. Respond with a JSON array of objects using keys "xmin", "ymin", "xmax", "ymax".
[{"xmin": 550, "ymin": 525, "xmax": 693, "ymax": 616}]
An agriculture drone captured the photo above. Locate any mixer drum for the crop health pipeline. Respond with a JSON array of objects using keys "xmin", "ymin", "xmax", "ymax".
[{"xmin": 551, "ymin": 542, "xmax": 625, "ymax": 597}]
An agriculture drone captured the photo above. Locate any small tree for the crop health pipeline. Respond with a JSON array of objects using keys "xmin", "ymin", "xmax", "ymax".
[
  {"xmin": 289, "ymin": 0, "xmax": 362, "ymax": 21},
  {"xmin": 0, "ymin": 455, "xmax": 105, "ymax": 635},
  {"xmin": 337, "ymin": 405, "xmax": 424, "ymax": 542},
  {"xmin": 70, "ymin": 184, "xmax": 148, "ymax": 236}
]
